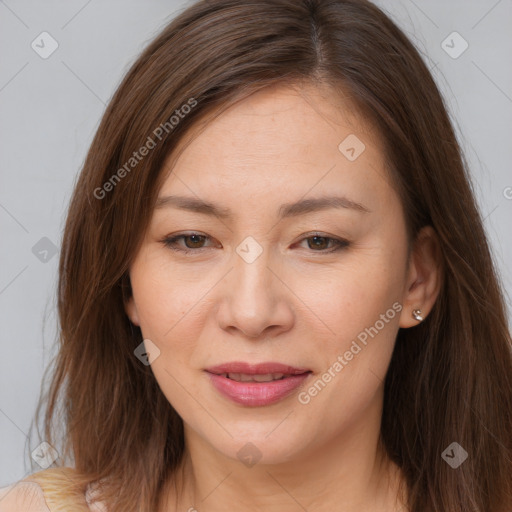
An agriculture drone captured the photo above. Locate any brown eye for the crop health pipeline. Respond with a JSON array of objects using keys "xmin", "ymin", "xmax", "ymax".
[
  {"xmin": 182, "ymin": 234, "xmax": 207, "ymax": 249},
  {"xmin": 162, "ymin": 233, "xmax": 213, "ymax": 252},
  {"xmin": 161, "ymin": 232, "xmax": 349, "ymax": 255},
  {"xmin": 298, "ymin": 234, "xmax": 350, "ymax": 253},
  {"xmin": 306, "ymin": 236, "xmax": 330, "ymax": 250}
]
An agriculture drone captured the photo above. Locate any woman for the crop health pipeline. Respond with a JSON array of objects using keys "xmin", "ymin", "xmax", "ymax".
[{"xmin": 1, "ymin": 0, "xmax": 511, "ymax": 511}]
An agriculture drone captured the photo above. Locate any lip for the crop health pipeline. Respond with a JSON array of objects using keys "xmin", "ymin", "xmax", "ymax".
[
  {"xmin": 206, "ymin": 362, "xmax": 310, "ymax": 375},
  {"xmin": 205, "ymin": 361, "xmax": 312, "ymax": 406}
]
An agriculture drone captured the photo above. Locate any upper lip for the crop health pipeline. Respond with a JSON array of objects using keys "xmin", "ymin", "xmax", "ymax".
[{"xmin": 205, "ymin": 362, "xmax": 311, "ymax": 375}]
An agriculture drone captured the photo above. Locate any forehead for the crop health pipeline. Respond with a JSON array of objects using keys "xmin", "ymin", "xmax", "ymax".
[{"xmin": 157, "ymin": 83, "xmax": 393, "ymax": 215}]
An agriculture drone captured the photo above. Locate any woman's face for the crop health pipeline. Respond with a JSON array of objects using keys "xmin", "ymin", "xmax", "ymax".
[{"xmin": 125, "ymin": 83, "xmax": 422, "ymax": 465}]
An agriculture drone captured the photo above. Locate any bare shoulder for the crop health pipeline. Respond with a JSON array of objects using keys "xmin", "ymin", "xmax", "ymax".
[
  {"xmin": 0, "ymin": 480, "xmax": 50, "ymax": 512},
  {"xmin": 0, "ymin": 467, "xmax": 94, "ymax": 512}
]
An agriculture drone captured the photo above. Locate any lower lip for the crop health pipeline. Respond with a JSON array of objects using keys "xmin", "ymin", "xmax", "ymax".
[{"xmin": 206, "ymin": 372, "xmax": 311, "ymax": 406}]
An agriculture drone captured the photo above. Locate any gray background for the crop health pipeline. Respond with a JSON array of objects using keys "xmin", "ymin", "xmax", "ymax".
[{"xmin": 1, "ymin": 0, "xmax": 511, "ymax": 486}]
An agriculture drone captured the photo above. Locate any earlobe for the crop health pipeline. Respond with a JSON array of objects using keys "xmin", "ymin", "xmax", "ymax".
[
  {"xmin": 399, "ymin": 225, "xmax": 443, "ymax": 328},
  {"xmin": 124, "ymin": 296, "xmax": 141, "ymax": 326}
]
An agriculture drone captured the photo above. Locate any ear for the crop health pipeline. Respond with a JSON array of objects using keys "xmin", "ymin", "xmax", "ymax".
[
  {"xmin": 399, "ymin": 225, "xmax": 443, "ymax": 328},
  {"xmin": 124, "ymin": 296, "xmax": 140, "ymax": 326}
]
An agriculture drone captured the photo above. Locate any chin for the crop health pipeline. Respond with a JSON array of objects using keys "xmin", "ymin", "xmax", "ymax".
[{"xmin": 198, "ymin": 420, "xmax": 312, "ymax": 466}]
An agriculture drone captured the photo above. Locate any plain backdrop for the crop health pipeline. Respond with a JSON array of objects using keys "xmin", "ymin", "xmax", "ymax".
[{"xmin": 1, "ymin": 0, "xmax": 511, "ymax": 486}]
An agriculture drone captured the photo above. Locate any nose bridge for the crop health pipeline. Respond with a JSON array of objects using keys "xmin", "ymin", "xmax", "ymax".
[
  {"xmin": 232, "ymin": 241, "xmax": 275, "ymax": 312},
  {"xmin": 217, "ymin": 238, "xmax": 293, "ymax": 338}
]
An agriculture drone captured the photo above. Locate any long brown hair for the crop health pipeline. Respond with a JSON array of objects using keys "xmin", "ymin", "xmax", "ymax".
[{"xmin": 29, "ymin": 0, "xmax": 512, "ymax": 510}]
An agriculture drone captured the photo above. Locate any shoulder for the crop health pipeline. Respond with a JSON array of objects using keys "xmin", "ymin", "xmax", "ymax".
[
  {"xmin": 0, "ymin": 480, "xmax": 49, "ymax": 511},
  {"xmin": 0, "ymin": 467, "xmax": 104, "ymax": 512}
]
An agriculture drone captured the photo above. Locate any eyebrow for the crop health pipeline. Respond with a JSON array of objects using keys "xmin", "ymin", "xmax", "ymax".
[{"xmin": 155, "ymin": 194, "xmax": 370, "ymax": 219}]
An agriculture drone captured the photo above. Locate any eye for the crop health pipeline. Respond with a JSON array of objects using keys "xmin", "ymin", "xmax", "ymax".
[
  {"xmin": 161, "ymin": 232, "xmax": 213, "ymax": 252},
  {"xmin": 160, "ymin": 232, "xmax": 350, "ymax": 254},
  {"xmin": 295, "ymin": 233, "xmax": 350, "ymax": 253}
]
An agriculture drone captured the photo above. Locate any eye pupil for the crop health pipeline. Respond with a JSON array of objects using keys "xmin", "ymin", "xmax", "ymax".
[
  {"xmin": 309, "ymin": 236, "xmax": 328, "ymax": 250},
  {"xmin": 185, "ymin": 234, "xmax": 205, "ymax": 248}
]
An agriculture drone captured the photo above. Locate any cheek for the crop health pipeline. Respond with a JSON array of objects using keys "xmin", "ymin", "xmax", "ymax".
[
  {"xmin": 128, "ymin": 264, "xmax": 198, "ymax": 372},
  {"xmin": 306, "ymin": 245, "xmax": 406, "ymax": 344},
  {"xmin": 130, "ymin": 250, "xmax": 196, "ymax": 332},
  {"xmin": 304, "ymin": 278, "xmax": 401, "ymax": 386},
  {"xmin": 297, "ymin": 242, "xmax": 407, "ymax": 414},
  {"xmin": 128, "ymin": 259, "xmax": 207, "ymax": 408},
  {"xmin": 292, "ymin": 282, "xmax": 403, "ymax": 437}
]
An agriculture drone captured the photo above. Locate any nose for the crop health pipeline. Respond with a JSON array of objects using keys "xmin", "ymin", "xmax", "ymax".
[{"xmin": 216, "ymin": 247, "xmax": 295, "ymax": 339}]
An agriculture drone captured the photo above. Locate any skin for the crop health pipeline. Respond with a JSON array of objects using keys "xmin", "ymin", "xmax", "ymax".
[{"xmin": 125, "ymin": 82, "xmax": 442, "ymax": 512}]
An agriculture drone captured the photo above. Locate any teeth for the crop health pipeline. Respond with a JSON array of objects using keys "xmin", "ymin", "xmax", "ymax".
[
  {"xmin": 252, "ymin": 373, "xmax": 279, "ymax": 382},
  {"xmin": 226, "ymin": 372, "xmax": 287, "ymax": 382}
]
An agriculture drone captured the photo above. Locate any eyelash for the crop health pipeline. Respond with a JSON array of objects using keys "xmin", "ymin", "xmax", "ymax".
[{"xmin": 160, "ymin": 232, "xmax": 350, "ymax": 255}]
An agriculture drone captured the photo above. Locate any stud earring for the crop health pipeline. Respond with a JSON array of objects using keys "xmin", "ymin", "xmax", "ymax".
[{"xmin": 412, "ymin": 309, "xmax": 424, "ymax": 322}]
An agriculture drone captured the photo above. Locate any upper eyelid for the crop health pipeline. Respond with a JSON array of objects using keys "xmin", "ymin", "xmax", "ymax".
[
  {"xmin": 164, "ymin": 231, "xmax": 344, "ymax": 240},
  {"xmin": 163, "ymin": 232, "xmax": 348, "ymax": 249}
]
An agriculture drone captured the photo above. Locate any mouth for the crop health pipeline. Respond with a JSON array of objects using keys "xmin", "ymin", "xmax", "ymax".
[
  {"xmin": 214, "ymin": 372, "xmax": 302, "ymax": 382},
  {"xmin": 204, "ymin": 362, "xmax": 312, "ymax": 406}
]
